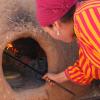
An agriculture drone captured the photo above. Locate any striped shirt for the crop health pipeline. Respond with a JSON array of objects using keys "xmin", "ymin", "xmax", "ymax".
[{"xmin": 65, "ymin": 0, "xmax": 100, "ymax": 85}]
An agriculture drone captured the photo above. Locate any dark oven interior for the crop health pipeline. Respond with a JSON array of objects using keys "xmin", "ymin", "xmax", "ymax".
[{"xmin": 2, "ymin": 37, "xmax": 48, "ymax": 92}]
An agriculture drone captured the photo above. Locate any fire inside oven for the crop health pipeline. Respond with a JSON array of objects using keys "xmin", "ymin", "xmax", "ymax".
[{"xmin": 2, "ymin": 37, "xmax": 48, "ymax": 91}]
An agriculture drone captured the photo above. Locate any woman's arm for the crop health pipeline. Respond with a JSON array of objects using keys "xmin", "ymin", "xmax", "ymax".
[
  {"xmin": 42, "ymin": 71, "xmax": 68, "ymax": 84},
  {"xmin": 43, "ymin": 48, "xmax": 94, "ymax": 86}
]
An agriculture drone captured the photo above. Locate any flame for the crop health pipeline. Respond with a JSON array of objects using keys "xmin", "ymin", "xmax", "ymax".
[
  {"xmin": 7, "ymin": 42, "xmax": 18, "ymax": 54},
  {"xmin": 7, "ymin": 43, "xmax": 13, "ymax": 50}
]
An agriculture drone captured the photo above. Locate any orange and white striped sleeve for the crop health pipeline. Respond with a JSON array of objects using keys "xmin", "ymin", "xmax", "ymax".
[{"xmin": 64, "ymin": 0, "xmax": 100, "ymax": 86}]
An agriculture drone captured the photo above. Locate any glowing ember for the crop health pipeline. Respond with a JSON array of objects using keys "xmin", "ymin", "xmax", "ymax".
[
  {"xmin": 7, "ymin": 43, "xmax": 13, "ymax": 49},
  {"xmin": 6, "ymin": 42, "xmax": 18, "ymax": 54}
]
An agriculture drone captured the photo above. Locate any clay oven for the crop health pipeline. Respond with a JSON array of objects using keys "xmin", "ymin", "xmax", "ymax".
[{"xmin": 0, "ymin": 0, "xmax": 90, "ymax": 100}]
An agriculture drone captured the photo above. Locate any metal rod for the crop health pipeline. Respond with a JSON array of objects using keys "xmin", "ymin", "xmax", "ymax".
[
  {"xmin": 4, "ymin": 51, "xmax": 43, "ymax": 75},
  {"xmin": 50, "ymin": 79, "xmax": 76, "ymax": 96},
  {"xmin": 79, "ymin": 96, "xmax": 100, "ymax": 100},
  {"xmin": 4, "ymin": 51, "xmax": 76, "ymax": 96}
]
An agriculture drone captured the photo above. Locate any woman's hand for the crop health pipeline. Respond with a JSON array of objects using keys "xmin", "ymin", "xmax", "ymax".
[{"xmin": 42, "ymin": 71, "xmax": 68, "ymax": 86}]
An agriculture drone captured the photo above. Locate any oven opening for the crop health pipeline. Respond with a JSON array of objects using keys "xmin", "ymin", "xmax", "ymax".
[{"xmin": 2, "ymin": 37, "xmax": 48, "ymax": 91}]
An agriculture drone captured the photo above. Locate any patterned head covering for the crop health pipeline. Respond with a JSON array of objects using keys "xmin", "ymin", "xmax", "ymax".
[{"xmin": 36, "ymin": 0, "xmax": 77, "ymax": 26}]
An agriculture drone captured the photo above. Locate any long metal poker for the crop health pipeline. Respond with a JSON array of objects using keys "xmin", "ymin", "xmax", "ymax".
[{"xmin": 4, "ymin": 51, "xmax": 76, "ymax": 96}]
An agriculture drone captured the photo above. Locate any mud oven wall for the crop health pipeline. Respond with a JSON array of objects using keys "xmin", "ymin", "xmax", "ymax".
[{"xmin": 0, "ymin": 0, "xmax": 90, "ymax": 100}]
